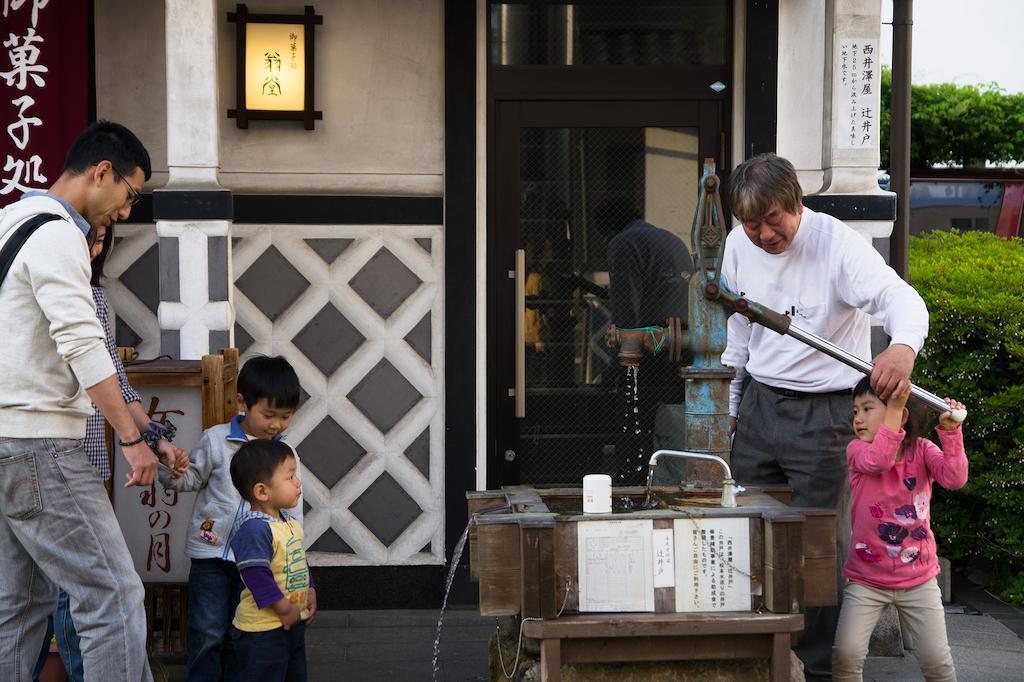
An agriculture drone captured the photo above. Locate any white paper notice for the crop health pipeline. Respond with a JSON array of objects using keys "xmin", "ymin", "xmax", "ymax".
[
  {"xmin": 674, "ymin": 517, "xmax": 751, "ymax": 612},
  {"xmin": 835, "ymin": 38, "xmax": 879, "ymax": 150},
  {"xmin": 578, "ymin": 520, "xmax": 655, "ymax": 612},
  {"xmin": 653, "ymin": 528, "xmax": 675, "ymax": 588}
]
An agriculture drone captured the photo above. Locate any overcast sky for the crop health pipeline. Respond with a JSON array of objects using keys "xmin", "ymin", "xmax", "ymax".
[{"xmin": 880, "ymin": 0, "xmax": 1024, "ymax": 94}]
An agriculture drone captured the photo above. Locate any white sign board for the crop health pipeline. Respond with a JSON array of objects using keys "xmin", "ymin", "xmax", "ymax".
[
  {"xmin": 653, "ymin": 527, "xmax": 675, "ymax": 589},
  {"xmin": 112, "ymin": 386, "xmax": 201, "ymax": 583},
  {"xmin": 674, "ymin": 517, "xmax": 751, "ymax": 612},
  {"xmin": 835, "ymin": 38, "xmax": 879, "ymax": 150},
  {"xmin": 577, "ymin": 520, "xmax": 655, "ymax": 612}
]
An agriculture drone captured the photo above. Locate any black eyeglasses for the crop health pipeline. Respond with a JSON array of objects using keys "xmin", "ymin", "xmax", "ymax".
[{"xmin": 112, "ymin": 166, "xmax": 142, "ymax": 207}]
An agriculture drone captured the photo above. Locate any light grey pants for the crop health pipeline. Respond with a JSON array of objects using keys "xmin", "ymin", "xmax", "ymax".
[
  {"xmin": 0, "ymin": 437, "xmax": 152, "ymax": 682},
  {"xmin": 833, "ymin": 579, "xmax": 956, "ymax": 682}
]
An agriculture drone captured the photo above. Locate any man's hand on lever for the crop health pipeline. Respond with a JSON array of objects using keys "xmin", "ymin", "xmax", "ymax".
[{"xmin": 870, "ymin": 343, "xmax": 916, "ymax": 401}]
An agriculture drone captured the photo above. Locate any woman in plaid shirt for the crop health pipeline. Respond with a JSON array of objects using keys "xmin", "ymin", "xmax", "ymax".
[{"xmin": 82, "ymin": 225, "xmax": 187, "ymax": 479}]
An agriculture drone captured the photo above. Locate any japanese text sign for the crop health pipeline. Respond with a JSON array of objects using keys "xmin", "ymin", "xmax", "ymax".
[
  {"xmin": 0, "ymin": 0, "xmax": 88, "ymax": 206},
  {"xmin": 835, "ymin": 38, "xmax": 879, "ymax": 150}
]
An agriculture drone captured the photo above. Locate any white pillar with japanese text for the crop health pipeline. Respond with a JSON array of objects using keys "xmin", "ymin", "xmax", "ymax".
[
  {"xmin": 777, "ymin": 0, "xmax": 887, "ymax": 199},
  {"xmin": 824, "ymin": 0, "xmax": 885, "ymax": 195}
]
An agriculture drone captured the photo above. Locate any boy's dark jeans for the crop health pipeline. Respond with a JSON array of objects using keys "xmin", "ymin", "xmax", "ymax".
[
  {"xmin": 232, "ymin": 623, "xmax": 307, "ymax": 682},
  {"xmin": 187, "ymin": 557, "xmax": 244, "ymax": 681}
]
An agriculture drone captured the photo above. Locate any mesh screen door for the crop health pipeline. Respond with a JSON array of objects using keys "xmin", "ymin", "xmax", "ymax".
[{"xmin": 491, "ymin": 100, "xmax": 721, "ymax": 487}]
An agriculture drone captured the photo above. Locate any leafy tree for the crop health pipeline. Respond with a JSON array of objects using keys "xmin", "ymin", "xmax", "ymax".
[{"xmin": 880, "ymin": 66, "xmax": 1024, "ymax": 169}]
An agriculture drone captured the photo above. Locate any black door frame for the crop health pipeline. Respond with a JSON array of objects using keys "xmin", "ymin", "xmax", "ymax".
[{"xmin": 486, "ymin": 98, "xmax": 726, "ymax": 488}]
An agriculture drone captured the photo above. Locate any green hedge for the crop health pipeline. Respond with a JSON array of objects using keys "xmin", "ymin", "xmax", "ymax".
[{"xmin": 909, "ymin": 230, "xmax": 1024, "ymax": 603}]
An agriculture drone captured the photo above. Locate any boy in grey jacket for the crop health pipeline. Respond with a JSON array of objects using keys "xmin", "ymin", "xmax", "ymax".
[{"xmin": 159, "ymin": 356, "xmax": 303, "ymax": 681}]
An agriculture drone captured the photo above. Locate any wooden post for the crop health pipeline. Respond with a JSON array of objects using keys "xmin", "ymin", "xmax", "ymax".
[
  {"xmin": 764, "ymin": 514, "xmax": 804, "ymax": 614},
  {"xmin": 201, "ymin": 353, "xmax": 226, "ymax": 429},
  {"xmin": 220, "ymin": 347, "xmax": 240, "ymax": 419},
  {"xmin": 540, "ymin": 638, "xmax": 562, "ymax": 682},
  {"xmin": 802, "ymin": 510, "xmax": 838, "ymax": 607},
  {"xmin": 520, "ymin": 524, "xmax": 543, "ymax": 617},
  {"xmin": 771, "ymin": 631, "xmax": 791, "ymax": 682},
  {"xmin": 519, "ymin": 519, "xmax": 557, "ymax": 618}
]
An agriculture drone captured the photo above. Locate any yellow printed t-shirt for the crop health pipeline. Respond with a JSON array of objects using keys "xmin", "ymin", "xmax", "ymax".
[{"xmin": 230, "ymin": 511, "xmax": 310, "ymax": 632}]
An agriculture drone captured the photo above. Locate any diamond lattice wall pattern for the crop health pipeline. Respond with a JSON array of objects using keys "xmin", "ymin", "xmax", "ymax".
[
  {"xmin": 232, "ymin": 224, "xmax": 444, "ymax": 566},
  {"xmin": 104, "ymin": 224, "xmax": 160, "ymax": 358}
]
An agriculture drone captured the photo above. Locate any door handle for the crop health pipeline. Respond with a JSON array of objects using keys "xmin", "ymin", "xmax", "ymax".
[{"xmin": 514, "ymin": 248, "xmax": 526, "ymax": 418}]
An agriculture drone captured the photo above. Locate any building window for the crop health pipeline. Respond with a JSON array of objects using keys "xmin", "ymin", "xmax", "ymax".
[{"xmin": 489, "ymin": 0, "xmax": 728, "ymax": 66}]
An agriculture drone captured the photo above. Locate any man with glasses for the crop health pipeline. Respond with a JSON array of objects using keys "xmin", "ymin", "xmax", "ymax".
[
  {"xmin": 0, "ymin": 121, "xmax": 157, "ymax": 681},
  {"xmin": 113, "ymin": 165, "xmax": 144, "ymax": 207}
]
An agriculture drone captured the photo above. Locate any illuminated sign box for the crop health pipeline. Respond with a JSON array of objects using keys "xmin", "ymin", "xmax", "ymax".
[{"xmin": 227, "ymin": 4, "xmax": 323, "ymax": 129}]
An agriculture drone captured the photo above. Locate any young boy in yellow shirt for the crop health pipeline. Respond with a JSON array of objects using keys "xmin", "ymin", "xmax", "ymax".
[{"xmin": 228, "ymin": 439, "xmax": 316, "ymax": 681}]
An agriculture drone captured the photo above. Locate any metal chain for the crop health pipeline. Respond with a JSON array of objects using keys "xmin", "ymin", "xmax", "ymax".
[{"xmin": 496, "ymin": 576, "xmax": 573, "ymax": 680}]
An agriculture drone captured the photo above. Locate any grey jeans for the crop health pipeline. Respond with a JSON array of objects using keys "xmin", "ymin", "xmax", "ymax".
[{"xmin": 0, "ymin": 437, "xmax": 152, "ymax": 682}]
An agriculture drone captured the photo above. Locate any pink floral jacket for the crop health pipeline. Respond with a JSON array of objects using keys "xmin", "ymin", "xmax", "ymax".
[{"xmin": 844, "ymin": 424, "xmax": 968, "ymax": 590}]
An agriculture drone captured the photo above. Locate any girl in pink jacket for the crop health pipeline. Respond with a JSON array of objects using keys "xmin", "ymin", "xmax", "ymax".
[{"xmin": 832, "ymin": 376, "xmax": 968, "ymax": 682}]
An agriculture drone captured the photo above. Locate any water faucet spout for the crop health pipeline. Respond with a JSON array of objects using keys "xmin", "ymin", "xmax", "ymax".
[
  {"xmin": 648, "ymin": 449, "xmax": 732, "ymax": 480},
  {"xmin": 646, "ymin": 449, "xmax": 742, "ymax": 508}
]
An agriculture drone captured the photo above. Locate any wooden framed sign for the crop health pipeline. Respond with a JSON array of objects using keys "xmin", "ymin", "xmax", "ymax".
[
  {"xmin": 226, "ymin": 4, "xmax": 323, "ymax": 129},
  {"xmin": 110, "ymin": 351, "xmax": 239, "ymax": 583}
]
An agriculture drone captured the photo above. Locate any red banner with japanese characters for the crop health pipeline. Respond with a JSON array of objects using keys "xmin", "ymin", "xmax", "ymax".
[{"xmin": 1, "ymin": 0, "xmax": 89, "ymax": 206}]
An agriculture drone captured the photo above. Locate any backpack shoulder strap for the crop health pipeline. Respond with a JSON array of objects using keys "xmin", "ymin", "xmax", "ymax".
[{"xmin": 0, "ymin": 213, "xmax": 65, "ymax": 288}]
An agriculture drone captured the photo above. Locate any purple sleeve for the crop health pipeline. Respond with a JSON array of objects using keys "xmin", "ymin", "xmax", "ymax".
[
  {"xmin": 239, "ymin": 566, "xmax": 284, "ymax": 609},
  {"xmin": 231, "ymin": 518, "xmax": 273, "ymax": 570}
]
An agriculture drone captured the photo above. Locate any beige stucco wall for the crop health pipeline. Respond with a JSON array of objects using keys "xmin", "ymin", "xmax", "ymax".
[
  {"xmin": 94, "ymin": 0, "xmax": 443, "ymax": 195},
  {"xmin": 95, "ymin": 0, "xmax": 169, "ymax": 189},
  {"xmin": 216, "ymin": 0, "xmax": 444, "ymax": 195}
]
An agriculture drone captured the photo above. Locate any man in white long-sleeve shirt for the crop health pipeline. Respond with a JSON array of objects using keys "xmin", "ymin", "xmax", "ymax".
[
  {"xmin": 0, "ymin": 122, "xmax": 157, "ymax": 681},
  {"xmin": 721, "ymin": 154, "xmax": 928, "ymax": 680}
]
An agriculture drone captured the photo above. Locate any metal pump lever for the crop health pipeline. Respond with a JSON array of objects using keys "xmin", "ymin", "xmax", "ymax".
[{"xmin": 712, "ymin": 287, "xmax": 967, "ymax": 423}]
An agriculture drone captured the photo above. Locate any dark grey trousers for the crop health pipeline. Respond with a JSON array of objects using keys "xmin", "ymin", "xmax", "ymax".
[{"xmin": 732, "ymin": 379, "xmax": 854, "ymax": 680}]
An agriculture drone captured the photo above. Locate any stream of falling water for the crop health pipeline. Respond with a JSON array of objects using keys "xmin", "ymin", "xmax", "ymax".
[
  {"xmin": 617, "ymin": 364, "xmax": 646, "ymax": 485},
  {"xmin": 431, "ymin": 523, "xmax": 470, "ymax": 681}
]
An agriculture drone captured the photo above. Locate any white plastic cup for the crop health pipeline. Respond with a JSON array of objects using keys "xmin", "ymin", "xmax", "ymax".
[{"xmin": 583, "ymin": 474, "xmax": 612, "ymax": 514}]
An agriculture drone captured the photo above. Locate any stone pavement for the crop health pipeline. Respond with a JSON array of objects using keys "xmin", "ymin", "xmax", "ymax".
[
  {"xmin": 861, "ymin": 607, "xmax": 1024, "ymax": 681},
  {"xmin": 158, "ymin": 602, "xmax": 1024, "ymax": 681},
  {"xmin": 953, "ymin": 575, "xmax": 1024, "ymax": 640}
]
